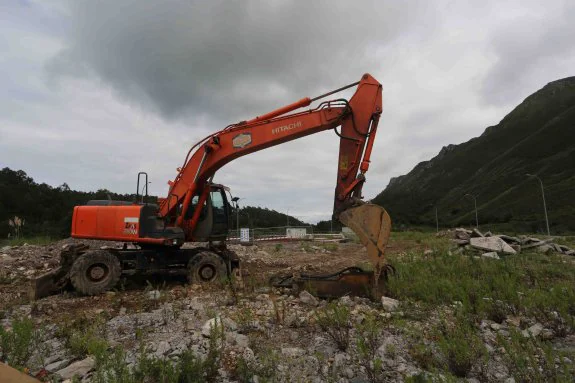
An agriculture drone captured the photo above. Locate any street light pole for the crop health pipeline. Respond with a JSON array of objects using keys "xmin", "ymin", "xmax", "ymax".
[
  {"xmin": 526, "ymin": 174, "xmax": 550, "ymax": 236},
  {"xmin": 464, "ymin": 193, "xmax": 479, "ymax": 228}
]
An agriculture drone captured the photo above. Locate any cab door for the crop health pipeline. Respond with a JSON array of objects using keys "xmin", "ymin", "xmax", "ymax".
[
  {"xmin": 184, "ymin": 186, "xmax": 229, "ymax": 241},
  {"xmin": 208, "ymin": 187, "xmax": 230, "ymax": 240}
]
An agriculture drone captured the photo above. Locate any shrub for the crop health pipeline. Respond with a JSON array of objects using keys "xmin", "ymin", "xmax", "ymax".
[
  {"xmin": 321, "ymin": 243, "xmax": 338, "ymax": 252},
  {"xmin": 315, "ymin": 302, "xmax": 351, "ymax": 351},
  {"xmin": 0, "ymin": 316, "xmax": 36, "ymax": 369},
  {"xmin": 434, "ymin": 315, "xmax": 486, "ymax": 378},
  {"xmin": 355, "ymin": 313, "xmax": 384, "ymax": 383},
  {"xmin": 234, "ymin": 349, "xmax": 278, "ymax": 383}
]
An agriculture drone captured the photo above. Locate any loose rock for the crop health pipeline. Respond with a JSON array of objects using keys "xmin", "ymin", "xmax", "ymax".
[
  {"xmin": 201, "ymin": 316, "xmax": 238, "ymax": 337},
  {"xmin": 56, "ymin": 357, "xmax": 95, "ymax": 380},
  {"xmin": 522, "ymin": 323, "xmax": 543, "ymax": 338},
  {"xmin": 299, "ymin": 290, "xmax": 319, "ymax": 306},
  {"xmin": 481, "ymin": 252, "xmax": 500, "ymax": 259},
  {"xmin": 381, "ymin": 296, "xmax": 399, "ymax": 312}
]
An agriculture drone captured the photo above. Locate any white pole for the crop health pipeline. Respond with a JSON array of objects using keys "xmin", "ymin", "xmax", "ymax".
[{"xmin": 527, "ymin": 174, "xmax": 550, "ymax": 236}]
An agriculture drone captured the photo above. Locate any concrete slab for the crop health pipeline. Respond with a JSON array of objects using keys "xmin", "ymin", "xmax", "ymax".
[{"xmin": 470, "ymin": 237, "xmax": 517, "ymax": 254}]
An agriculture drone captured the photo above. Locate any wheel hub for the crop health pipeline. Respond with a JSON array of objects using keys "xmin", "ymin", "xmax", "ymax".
[
  {"xmin": 199, "ymin": 265, "xmax": 216, "ymax": 281},
  {"xmin": 87, "ymin": 264, "xmax": 109, "ymax": 282}
]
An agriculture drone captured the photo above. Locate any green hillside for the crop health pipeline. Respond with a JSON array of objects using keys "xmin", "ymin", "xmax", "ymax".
[{"xmin": 372, "ymin": 76, "xmax": 575, "ymax": 234}]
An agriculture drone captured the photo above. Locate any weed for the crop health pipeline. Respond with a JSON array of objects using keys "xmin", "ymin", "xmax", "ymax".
[
  {"xmin": 315, "ymin": 301, "xmax": 351, "ymax": 351},
  {"xmin": 385, "ymin": 343, "xmax": 397, "ymax": 359},
  {"xmin": 321, "ymin": 243, "xmax": 338, "ymax": 252},
  {"xmin": 498, "ymin": 329, "xmax": 574, "ymax": 382},
  {"xmin": 355, "ymin": 313, "xmax": 384, "ymax": 383},
  {"xmin": 300, "ymin": 241, "xmax": 313, "ymax": 252},
  {"xmin": 226, "ymin": 272, "xmax": 239, "ymax": 305},
  {"xmin": 0, "ymin": 271, "xmax": 15, "ymax": 285},
  {"xmin": 274, "ymin": 243, "xmax": 283, "ymax": 252},
  {"xmin": 386, "ymin": 250, "xmax": 575, "ymax": 330},
  {"xmin": 88, "ymin": 318, "xmax": 226, "ymax": 382},
  {"xmin": 243, "ymin": 275, "xmax": 267, "ymax": 294},
  {"xmin": 233, "ymin": 348, "xmax": 278, "ymax": 383},
  {"xmin": 0, "ymin": 316, "xmax": 36, "ymax": 369},
  {"xmin": 271, "ymin": 298, "xmax": 285, "ymax": 325},
  {"xmin": 67, "ymin": 328, "xmax": 109, "ymax": 359},
  {"xmin": 203, "ymin": 319, "xmax": 226, "ymax": 380},
  {"xmin": 235, "ymin": 306, "xmax": 256, "ymax": 333},
  {"xmin": 55, "ymin": 314, "xmax": 109, "ymax": 360},
  {"xmin": 409, "ymin": 342, "xmax": 435, "ymax": 371},
  {"xmin": 434, "ymin": 315, "xmax": 487, "ymax": 377}
]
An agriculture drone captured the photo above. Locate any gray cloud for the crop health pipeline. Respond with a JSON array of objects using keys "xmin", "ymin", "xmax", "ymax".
[
  {"xmin": 50, "ymin": 0, "xmax": 428, "ymax": 122},
  {"xmin": 481, "ymin": 1, "xmax": 575, "ymax": 105}
]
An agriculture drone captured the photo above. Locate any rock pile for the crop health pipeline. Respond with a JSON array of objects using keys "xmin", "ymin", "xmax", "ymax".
[{"xmin": 452, "ymin": 228, "xmax": 575, "ymax": 259}]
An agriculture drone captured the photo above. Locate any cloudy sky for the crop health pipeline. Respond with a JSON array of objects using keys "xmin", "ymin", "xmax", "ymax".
[{"xmin": 2, "ymin": 1, "xmax": 574, "ymax": 223}]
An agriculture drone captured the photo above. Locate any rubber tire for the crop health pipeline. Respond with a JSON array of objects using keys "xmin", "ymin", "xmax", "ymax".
[
  {"xmin": 70, "ymin": 250, "xmax": 121, "ymax": 295},
  {"xmin": 187, "ymin": 251, "xmax": 227, "ymax": 284}
]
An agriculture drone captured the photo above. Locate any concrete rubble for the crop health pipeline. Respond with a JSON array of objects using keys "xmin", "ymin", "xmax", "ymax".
[
  {"xmin": 451, "ymin": 228, "xmax": 575, "ymax": 259},
  {"xmin": 55, "ymin": 357, "xmax": 95, "ymax": 380}
]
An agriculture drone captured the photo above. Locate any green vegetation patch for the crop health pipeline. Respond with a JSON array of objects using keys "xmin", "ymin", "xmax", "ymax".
[{"xmin": 387, "ymin": 250, "xmax": 575, "ymax": 329}]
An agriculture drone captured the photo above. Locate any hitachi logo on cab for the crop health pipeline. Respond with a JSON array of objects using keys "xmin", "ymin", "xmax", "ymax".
[{"xmin": 271, "ymin": 121, "xmax": 302, "ymax": 135}]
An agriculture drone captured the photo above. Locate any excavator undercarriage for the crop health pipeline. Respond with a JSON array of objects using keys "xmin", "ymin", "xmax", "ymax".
[{"xmin": 31, "ymin": 242, "xmax": 241, "ymax": 300}]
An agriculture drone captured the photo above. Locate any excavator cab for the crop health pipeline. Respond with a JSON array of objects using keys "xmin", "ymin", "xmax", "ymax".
[{"xmin": 181, "ymin": 184, "xmax": 232, "ymax": 241}]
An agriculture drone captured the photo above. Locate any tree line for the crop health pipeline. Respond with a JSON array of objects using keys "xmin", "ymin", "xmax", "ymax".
[{"xmin": 0, "ymin": 167, "xmax": 336, "ymax": 240}]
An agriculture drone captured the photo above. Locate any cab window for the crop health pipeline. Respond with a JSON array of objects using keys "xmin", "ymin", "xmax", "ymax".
[
  {"xmin": 185, "ymin": 195, "xmax": 207, "ymax": 220},
  {"xmin": 211, "ymin": 191, "xmax": 226, "ymax": 224}
]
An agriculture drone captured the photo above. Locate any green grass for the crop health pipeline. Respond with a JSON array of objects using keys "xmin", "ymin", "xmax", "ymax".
[
  {"xmin": 387, "ymin": 250, "xmax": 575, "ymax": 328},
  {"xmin": 553, "ymin": 235, "xmax": 575, "ymax": 249},
  {"xmin": 390, "ymin": 231, "xmax": 448, "ymax": 248},
  {"xmin": 387, "ymin": 246, "xmax": 575, "ymax": 380}
]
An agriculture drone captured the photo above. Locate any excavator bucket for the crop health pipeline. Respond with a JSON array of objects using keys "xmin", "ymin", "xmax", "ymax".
[
  {"xmin": 270, "ymin": 203, "xmax": 392, "ymax": 299},
  {"xmin": 339, "ymin": 203, "xmax": 392, "ymax": 283}
]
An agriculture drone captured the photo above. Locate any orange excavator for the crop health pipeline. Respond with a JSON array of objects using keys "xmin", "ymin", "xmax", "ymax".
[{"xmin": 31, "ymin": 73, "xmax": 392, "ymax": 299}]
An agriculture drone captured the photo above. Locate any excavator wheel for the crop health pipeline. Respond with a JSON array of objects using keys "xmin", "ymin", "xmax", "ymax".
[
  {"xmin": 187, "ymin": 251, "xmax": 227, "ymax": 284},
  {"xmin": 70, "ymin": 250, "xmax": 121, "ymax": 295}
]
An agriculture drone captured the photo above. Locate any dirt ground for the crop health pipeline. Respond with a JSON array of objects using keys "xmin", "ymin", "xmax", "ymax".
[{"xmin": 0, "ymin": 236, "xmax": 426, "ymax": 313}]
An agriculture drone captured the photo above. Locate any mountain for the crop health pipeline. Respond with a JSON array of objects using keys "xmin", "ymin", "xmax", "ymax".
[{"xmin": 372, "ymin": 77, "xmax": 575, "ymax": 234}]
